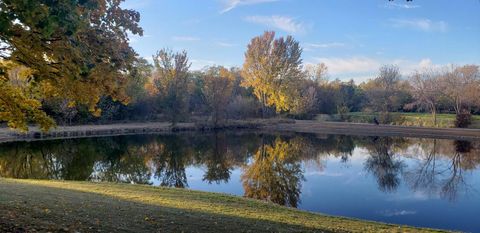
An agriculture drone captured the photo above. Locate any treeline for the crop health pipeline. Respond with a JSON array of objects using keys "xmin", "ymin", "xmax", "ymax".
[
  {"xmin": 34, "ymin": 31, "xmax": 479, "ymax": 128},
  {"xmin": 3, "ymin": 31, "xmax": 480, "ymax": 128},
  {"xmin": 1, "ymin": 2, "xmax": 479, "ymax": 131}
]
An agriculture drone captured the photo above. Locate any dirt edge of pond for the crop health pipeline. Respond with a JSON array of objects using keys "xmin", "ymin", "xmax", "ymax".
[
  {"xmin": 0, "ymin": 178, "xmax": 450, "ymax": 233},
  {"xmin": 1, "ymin": 120, "xmax": 480, "ymax": 143}
]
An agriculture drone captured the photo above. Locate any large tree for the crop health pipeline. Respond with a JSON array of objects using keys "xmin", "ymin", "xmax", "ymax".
[
  {"xmin": 362, "ymin": 65, "xmax": 411, "ymax": 122},
  {"xmin": 241, "ymin": 31, "xmax": 303, "ymax": 117},
  {"xmin": 0, "ymin": 0, "xmax": 142, "ymax": 131},
  {"xmin": 440, "ymin": 65, "xmax": 480, "ymax": 115},
  {"xmin": 201, "ymin": 66, "xmax": 235, "ymax": 126},
  {"xmin": 152, "ymin": 49, "xmax": 191, "ymax": 125},
  {"xmin": 408, "ymin": 69, "xmax": 443, "ymax": 126}
]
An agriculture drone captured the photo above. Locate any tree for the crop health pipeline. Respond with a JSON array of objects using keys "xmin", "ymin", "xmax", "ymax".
[
  {"xmin": 305, "ymin": 63, "xmax": 329, "ymax": 86},
  {"xmin": 362, "ymin": 65, "xmax": 411, "ymax": 123},
  {"xmin": 0, "ymin": 61, "xmax": 55, "ymax": 131},
  {"xmin": 438, "ymin": 65, "xmax": 480, "ymax": 127},
  {"xmin": 0, "ymin": 0, "xmax": 142, "ymax": 131},
  {"xmin": 440, "ymin": 65, "xmax": 480, "ymax": 115},
  {"xmin": 242, "ymin": 31, "xmax": 303, "ymax": 117},
  {"xmin": 202, "ymin": 66, "xmax": 235, "ymax": 126},
  {"xmin": 152, "ymin": 49, "xmax": 191, "ymax": 125},
  {"xmin": 408, "ymin": 69, "xmax": 443, "ymax": 126},
  {"xmin": 126, "ymin": 57, "xmax": 153, "ymax": 104},
  {"xmin": 291, "ymin": 81, "xmax": 318, "ymax": 118}
]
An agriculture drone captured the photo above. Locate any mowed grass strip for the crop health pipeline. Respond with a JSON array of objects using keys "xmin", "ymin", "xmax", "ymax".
[{"xmin": 0, "ymin": 178, "xmax": 451, "ymax": 233}]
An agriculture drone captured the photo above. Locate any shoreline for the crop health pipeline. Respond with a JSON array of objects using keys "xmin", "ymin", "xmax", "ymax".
[{"xmin": 1, "ymin": 120, "xmax": 480, "ymax": 143}]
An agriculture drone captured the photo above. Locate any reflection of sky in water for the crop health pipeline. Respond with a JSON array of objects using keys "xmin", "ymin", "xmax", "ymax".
[
  {"xmin": 2, "ymin": 133, "xmax": 480, "ymax": 232},
  {"xmin": 298, "ymin": 148, "xmax": 480, "ymax": 232},
  {"xmin": 174, "ymin": 147, "xmax": 479, "ymax": 232},
  {"xmin": 150, "ymin": 145, "xmax": 480, "ymax": 232}
]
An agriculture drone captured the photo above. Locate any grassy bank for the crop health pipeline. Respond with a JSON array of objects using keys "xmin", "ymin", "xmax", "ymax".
[
  {"xmin": 318, "ymin": 112, "xmax": 480, "ymax": 128},
  {"xmin": 0, "ymin": 179, "xmax": 448, "ymax": 233}
]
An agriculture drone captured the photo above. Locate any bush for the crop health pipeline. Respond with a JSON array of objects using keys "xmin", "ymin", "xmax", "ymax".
[{"xmin": 455, "ymin": 112, "xmax": 472, "ymax": 128}]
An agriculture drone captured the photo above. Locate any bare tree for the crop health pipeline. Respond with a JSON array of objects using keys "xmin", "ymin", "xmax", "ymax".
[
  {"xmin": 408, "ymin": 69, "xmax": 442, "ymax": 126},
  {"xmin": 305, "ymin": 63, "xmax": 329, "ymax": 86},
  {"xmin": 363, "ymin": 65, "xmax": 409, "ymax": 123},
  {"xmin": 440, "ymin": 65, "xmax": 480, "ymax": 115}
]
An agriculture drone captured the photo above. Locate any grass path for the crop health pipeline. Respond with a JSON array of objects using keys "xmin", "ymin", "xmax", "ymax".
[{"xmin": 0, "ymin": 179, "xmax": 449, "ymax": 233}]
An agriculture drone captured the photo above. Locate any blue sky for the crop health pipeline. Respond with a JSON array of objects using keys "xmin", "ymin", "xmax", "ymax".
[{"xmin": 123, "ymin": 0, "xmax": 480, "ymax": 82}]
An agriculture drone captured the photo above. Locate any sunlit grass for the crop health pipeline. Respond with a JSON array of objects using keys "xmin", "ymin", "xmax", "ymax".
[
  {"xmin": 0, "ymin": 178, "xmax": 450, "ymax": 233},
  {"xmin": 323, "ymin": 112, "xmax": 480, "ymax": 128}
]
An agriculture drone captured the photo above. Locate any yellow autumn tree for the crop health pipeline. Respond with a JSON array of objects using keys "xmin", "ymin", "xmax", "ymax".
[
  {"xmin": 0, "ymin": 0, "xmax": 142, "ymax": 131},
  {"xmin": 241, "ymin": 31, "xmax": 304, "ymax": 117},
  {"xmin": 0, "ymin": 61, "xmax": 55, "ymax": 132}
]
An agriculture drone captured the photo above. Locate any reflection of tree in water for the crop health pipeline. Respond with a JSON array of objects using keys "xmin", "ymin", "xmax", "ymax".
[
  {"xmin": 404, "ymin": 139, "xmax": 480, "ymax": 201},
  {"xmin": 241, "ymin": 137, "xmax": 305, "ymax": 207},
  {"xmin": 201, "ymin": 132, "xmax": 232, "ymax": 184},
  {"xmin": 91, "ymin": 137, "xmax": 152, "ymax": 185},
  {"xmin": 364, "ymin": 137, "xmax": 406, "ymax": 193},
  {"xmin": 403, "ymin": 139, "xmax": 440, "ymax": 197},
  {"xmin": 0, "ymin": 137, "xmax": 154, "ymax": 184},
  {"xmin": 0, "ymin": 139, "xmax": 98, "ymax": 180},
  {"xmin": 331, "ymin": 135, "xmax": 355, "ymax": 163},
  {"xmin": 153, "ymin": 136, "xmax": 189, "ymax": 188}
]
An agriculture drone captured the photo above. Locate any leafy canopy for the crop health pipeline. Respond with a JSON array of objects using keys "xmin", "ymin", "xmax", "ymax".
[
  {"xmin": 0, "ymin": 0, "xmax": 142, "ymax": 131},
  {"xmin": 242, "ymin": 31, "xmax": 303, "ymax": 114}
]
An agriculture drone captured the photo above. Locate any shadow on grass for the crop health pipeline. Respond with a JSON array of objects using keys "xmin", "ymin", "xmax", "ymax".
[{"xmin": 0, "ymin": 180, "xmax": 328, "ymax": 233}]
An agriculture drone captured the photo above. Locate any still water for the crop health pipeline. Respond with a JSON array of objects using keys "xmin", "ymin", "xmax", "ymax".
[{"xmin": 0, "ymin": 132, "xmax": 479, "ymax": 232}]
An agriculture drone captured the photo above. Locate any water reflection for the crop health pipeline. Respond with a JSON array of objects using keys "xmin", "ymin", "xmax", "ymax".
[
  {"xmin": 363, "ymin": 137, "xmax": 406, "ymax": 192},
  {"xmin": 1, "ymin": 132, "xmax": 479, "ymax": 207},
  {"xmin": 241, "ymin": 137, "xmax": 305, "ymax": 207},
  {"xmin": 403, "ymin": 139, "xmax": 479, "ymax": 201}
]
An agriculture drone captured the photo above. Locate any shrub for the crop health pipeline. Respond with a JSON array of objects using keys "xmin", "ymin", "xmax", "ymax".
[{"xmin": 455, "ymin": 112, "xmax": 472, "ymax": 128}]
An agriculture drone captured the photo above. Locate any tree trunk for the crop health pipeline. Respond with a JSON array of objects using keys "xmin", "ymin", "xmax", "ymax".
[{"xmin": 261, "ymin": 92, "xmax": 267, "ymax": 118}]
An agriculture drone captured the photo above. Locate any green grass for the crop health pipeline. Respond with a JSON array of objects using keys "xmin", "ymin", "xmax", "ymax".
[
  {"xmin": 318, "ymin": 112, "xmax": 480, "ymax": 128},
  {"xmin": 0, "ymin": 178, "xmax": 450, "ymax": 233}
]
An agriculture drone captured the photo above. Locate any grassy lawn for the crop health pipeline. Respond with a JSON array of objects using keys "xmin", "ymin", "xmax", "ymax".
[
  {"xmin": 318, "ymin": 112, "xmax": 480, "ymax": 128},
  {"xmin": 0, "ymin": 179, "xmax": 449, "ymax": 233}
]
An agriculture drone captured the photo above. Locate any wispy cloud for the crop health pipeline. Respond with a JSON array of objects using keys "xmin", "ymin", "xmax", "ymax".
[
  {"xmin": 304, "ymin": 42, "xmax": 346, "ymax": 51},
  {"xmin": 127, "ymin": 33, "xmax": 152, "ymax": 44},
  {"xmin": 308, "ymin": 56, "xmax": 446, "ymax": 82},
  {"xmin": 390, "ymin": 18, "xmax": 448, "ymax": 32},
  {"xmin": 384, "ymin": 2, "xmax": 420, "ymax": 9},
  {"xmin": 216, "ymin": 41, "xmax": 238, "ymax": 47},
  {"xmin": 305, "ymin": 171, "xmax": 344, "ymax": 177},
  {"xmin": 245, "ymin": 15, "xmax": 307, "ymax": 34},
  {"xmin": 379, "ymin": 209, "xmax": 417, "ymax": 217},
  {"xmin": 172, "ymin": 36, "xmax": 201, "ymax": 42},
  {"xmin": 220, "ymin": 0, "xmax": 278, "ymax": 14},
  {"xmin": 190, "ymin": 59, "xmax": 218, "ymax": 70},
  {"xmin": 313, "ymin": 56, "xmax": 381, "ymax": 74}
]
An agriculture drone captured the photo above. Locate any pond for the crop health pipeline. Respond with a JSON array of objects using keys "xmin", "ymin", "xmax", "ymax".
[{"xmin": 0, "ymin": 131, "xmax": 479, "ymax": 232}]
